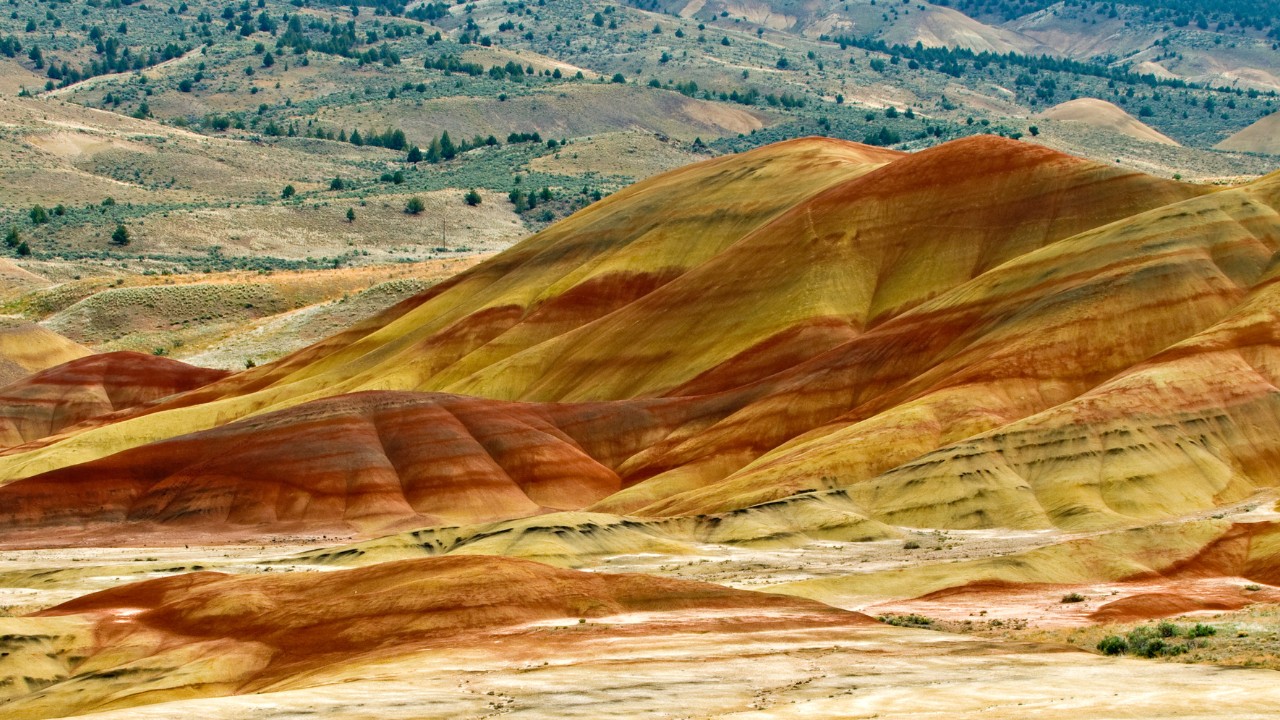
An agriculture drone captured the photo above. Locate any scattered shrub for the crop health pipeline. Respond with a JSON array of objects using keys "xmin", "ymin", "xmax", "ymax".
[
  {"xmin": 878, "ymin": 614, "xmax": 933, "ymax": 628},
  {"xmin": 1097, "ymin": 635, "xmax": 1127, "ymax": 656},
  {"xmin": 1187, "ymin": 623, "xmax": 1217, "ymax": 639}
]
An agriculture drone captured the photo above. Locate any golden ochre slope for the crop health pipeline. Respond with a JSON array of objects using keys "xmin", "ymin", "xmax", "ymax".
[
  {"xmin": 0, "ymin": 137, "xmax": 1196, "ymax": 479},
  {"xmin": 0, "ymin": 319, "xmax": 91, "ymax": 386},
  {"xmin": 619, "ymin": 169, "xmax": 1280, "ymax": 529},
  {"xmin": 443, "ymin": 134, "xmax": 1201, "ymax": 401},
  {"xmin": 4, "ymin": 137, "xmax": 1280, "ymax": 542},
  {"xmin": 0, "ymin": 137, "xmax": 901, "ymax": 479}
]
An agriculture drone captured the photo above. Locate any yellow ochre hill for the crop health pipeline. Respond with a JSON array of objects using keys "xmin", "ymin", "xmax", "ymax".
[{"xmin": 2, "ymin": 135, "xmax": 1280, "ymax": 547}]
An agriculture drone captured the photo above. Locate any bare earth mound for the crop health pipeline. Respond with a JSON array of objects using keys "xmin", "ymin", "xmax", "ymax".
[
  {"xmin": 0, "ymin": 352, "xmax": 229, "ymax": 448},
  {"xmin": 7, "ymin": 554, "xmax": 1280, "ymax": 719},
  {"xmin": 1217, "ymin": 111, "xmax": 1280, "ymax": 155},
  {"xmin": 1037, "ymin": 98, "xmax": 1180, "ymax": 146},
  {"xmin": 2, "ymin": 555, "xmax": 865, "ymax": 718},
  {"xmin": 0, "ymin": 319, "xmax": 91, "ymax": 386}
]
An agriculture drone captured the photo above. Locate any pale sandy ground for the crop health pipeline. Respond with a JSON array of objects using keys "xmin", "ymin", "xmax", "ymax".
[
  {"xmin": 4, "ymin": 497, "xmax": 1280, "ymax": 717},
  {"xmin": 6, "ymin": 491, "xmax": 1277, "ymax": 618},
  {"xmin": 0, "ymin": 540, "xmax": 348, "ymax": 615},
  {"xmin": 26, "ymin": 622, "xmax": 1280, "ymax": 719}
]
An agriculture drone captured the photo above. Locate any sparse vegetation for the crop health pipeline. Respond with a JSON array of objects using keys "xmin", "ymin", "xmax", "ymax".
[
  {"xmin": 1094, "ymin": 622, "xmax": 1218, "ymax": 658},
  {"xmin": 878, "ymin": 614, "xmax": 934, "ymax": 628}
]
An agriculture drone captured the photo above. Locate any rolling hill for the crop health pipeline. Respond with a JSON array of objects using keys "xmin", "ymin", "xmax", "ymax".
[
  {"xmin": 6, "ymin": 134, "xmax": 1278, "ymax": 547},
  {"xmin": 1036, "ymin": 98, "xmax": 1180, "ymax": 146},
  {"xmin": 3, "ymin": 132, "xmax": 1280, "ymax": 717},
  {"xmin": 0, "ymin": 318, "xmax": 90, "ymax": 386},
  {"xmin": 4, "ymin": 555, "xmax": 867, "ymax": 719},
  {"xmin": 1217, "ymin": 111, "xmax": 1280, "ymax": 155},
  {"xmin": 0, "ymin": 352, "xmax": 227, "ymax": 448}
]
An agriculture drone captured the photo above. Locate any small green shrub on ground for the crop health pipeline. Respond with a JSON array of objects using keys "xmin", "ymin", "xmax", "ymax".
[
  {"xmin": 1187, "ymin": 623, "xmax": 1217, "ymax": 638},
  {"xmin": 878, "ymin": 614, "xmax": 933, "ymax": 628},
  {"xmin": 1102, "ymin": 623, "xmax": 1208, "ymax": 658},
  {"xmin": 1097, "ymin": 635, "xmax": 1127, "ymax": 655}
]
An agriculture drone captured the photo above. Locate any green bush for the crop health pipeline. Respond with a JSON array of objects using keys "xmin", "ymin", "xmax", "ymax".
[
  {"xmin": 1187, "ymin": 623, "xmax": 1217, "ymax": 639},
  {"xmin": 1097, "ymin": 636, "xmax": 1127, "ymax": 656},
  {"xmin": 878, "ymin": 614, "xmax": 933, "ymax": 628},
  {"xmin": 405, "ymin": 197, "xmax": 425, "ymax": 214},
  {"xmin": 1125, "ymin": 625, "xmax": 1187, "ymax": 658}
]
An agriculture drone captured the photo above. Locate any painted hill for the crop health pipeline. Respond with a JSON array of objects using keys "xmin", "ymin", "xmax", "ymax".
[
  {"xmin": 0, "ymin": 136, "xmax": 905, "ymax": 480},
  {"xmin": 617, "ymin": 168, "xmax": 1280, "ymax": 528},
  {"xmin": 1036, "ymin": 98, "xmax": 1179, "ymax": 146},
  {"xmin": 0, "ymin": 319, "xmax": 91, "ymax": 386},
  {"xmin": 1216, "ymin": 111, "xmax": 1280, "ymax": 155},
  {"xmin": 5, "ymin": 555, "xmax": 864, "ymax": 719},
  {"xmin": 5, "ymin": 134, "xmax": 1280, "ymax": 714},
  {"xmin": 0, "ymin": 352, "xmax": 228, "ymax": 448},
  {"xmin": 0, "ymin": 391, "xmax": 673, "ymax": 544},
  {"xmin": 8, "ymin": 135, "xmax": 1272, "ymax": 545}
]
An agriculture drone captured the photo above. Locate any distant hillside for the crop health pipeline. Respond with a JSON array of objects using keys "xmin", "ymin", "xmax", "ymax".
[
  {"xmin": 0, "ymin": 319, "xmax": 90, "ymax": 386},
  {"xmin": 1037, "ymin": 98, "xmax": 1179, "ymax": 146},
  {"xmin": 12, "ymin": 136, "xmax": 1278, "ymax": 546},
  {"xmin": 1216, "ymin": 111, "xmax": 1280, "ymax": 154}
]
